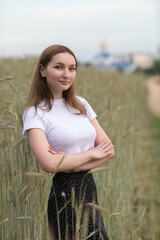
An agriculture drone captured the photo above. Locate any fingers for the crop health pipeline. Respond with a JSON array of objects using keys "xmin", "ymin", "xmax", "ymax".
[
  {"xmin": 48, "ymin": 149, "xmax": 56, "ymax": 154},
  {"xmin": 97, "ymin": 139, "xmax": 113, "ymax": 150},
  {"xmin": 97, "ymin": 140, "xmax": 114, "ymax": 157},
  {"xmin": 48, "ymin": 146, "xmax": 64, "ymax": 155},
  {"xmin": 48, "ymin": 146, "xmax": 56, "ymax": 154},
  {"xmin": 103, "ymin": 144, "xmax": 114, "ymax": 152},
  {"xmin": 105, "ymin": 148, "xmax": 115, "ymax": 158}
]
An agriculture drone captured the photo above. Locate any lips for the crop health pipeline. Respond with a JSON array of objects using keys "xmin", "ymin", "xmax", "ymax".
[{"xmin": 59, "ymin": 81, "xmax": 69, "ymax": 85}]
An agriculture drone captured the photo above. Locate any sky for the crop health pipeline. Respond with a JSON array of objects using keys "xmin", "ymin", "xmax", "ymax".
[{"xmin": 0, "ymin": 0, "xmax": 160, "ymax": 62}]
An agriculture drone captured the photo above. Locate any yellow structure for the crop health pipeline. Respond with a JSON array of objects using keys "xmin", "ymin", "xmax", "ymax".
[{"xmin": 101, "ymin": 40, "xmax": 108, "ymax": 48}]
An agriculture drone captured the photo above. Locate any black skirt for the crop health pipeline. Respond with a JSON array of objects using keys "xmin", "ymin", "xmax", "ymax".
[{"xmin": 47, "ymin": 170, "xmax": 109, "ymax": 240}]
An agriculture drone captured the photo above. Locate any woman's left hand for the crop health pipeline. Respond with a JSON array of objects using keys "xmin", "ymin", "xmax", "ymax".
[
  {"xmin": 48, "ymin": 146, "xmax": 64, "ymax": 155},
  {"xmin": 48, "ymin": 146, "xmax": 74, "ymax": 173}
]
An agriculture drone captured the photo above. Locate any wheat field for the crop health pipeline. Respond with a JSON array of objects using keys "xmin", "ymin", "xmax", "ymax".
[{"xmin": 0, "ymin": 58, "xmax": 160, "ymax": 240}]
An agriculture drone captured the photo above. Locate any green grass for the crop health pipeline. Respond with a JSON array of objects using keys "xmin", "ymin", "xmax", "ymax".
[{"xmin": 0, "ymin": 58, "xmax": 160, "ymax": 239}]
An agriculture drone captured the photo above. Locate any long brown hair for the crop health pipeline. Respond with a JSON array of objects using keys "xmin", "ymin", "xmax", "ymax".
[{"xmin": 25, "ymin": 44, "xmax": 87, "ymax": 115}]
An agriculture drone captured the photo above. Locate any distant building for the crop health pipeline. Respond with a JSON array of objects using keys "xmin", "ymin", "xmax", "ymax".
[
  {"xmin": 92, "ymin": 40, "xmax": 135, "ymax": 73},
  {"xmin": 92, "ymin": 40, "xmax": 156, "ymax": 72},
  {"xmin": 133, "ymin": 53, "xmax": 153, "ymax": 70}
]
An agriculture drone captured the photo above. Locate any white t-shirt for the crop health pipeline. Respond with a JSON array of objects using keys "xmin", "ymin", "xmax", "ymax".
[{"xmin": 23, "ymin": 96, "xmax": 97, "ymax": 153}]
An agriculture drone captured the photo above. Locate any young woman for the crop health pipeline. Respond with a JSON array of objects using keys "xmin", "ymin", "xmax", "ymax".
[{"xmin": 23, "ymin": 45, "xmax": 115, "ymax": 240}]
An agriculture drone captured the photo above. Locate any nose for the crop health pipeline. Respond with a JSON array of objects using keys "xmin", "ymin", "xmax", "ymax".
[{"xmin": 62, "ymin": 68, "xmax": 70, "ymax": 78}]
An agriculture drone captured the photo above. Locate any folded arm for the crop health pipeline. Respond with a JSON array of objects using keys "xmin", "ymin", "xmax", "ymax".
[
  {"xmin": 48, "ymin": 118, "xmax": 115, "ymax": 172},
  {"xmin": 49, "ymin": 141, "xmax": 114, "ymax": 172},
  {"xmin": 71, "ymin": 118, "xmax": 115, "ymax": 171},
  {"xmin": 27, "ymin": 128, "xmax": 114, "ymax": 173}
]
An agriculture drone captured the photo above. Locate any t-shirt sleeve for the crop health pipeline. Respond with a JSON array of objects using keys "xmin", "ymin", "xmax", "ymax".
[
  {"xmin": 78, "ymin": 97, "xmax": 97, "ymax": 121},
  {"xmin": 23, "ymin": 107, "xmax": 46, "ymax": 137}
]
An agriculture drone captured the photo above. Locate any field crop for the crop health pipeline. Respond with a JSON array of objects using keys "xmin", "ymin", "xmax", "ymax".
[{"xmin": 0, "ymin": 58, "xmax": 160, "ymax": 240}]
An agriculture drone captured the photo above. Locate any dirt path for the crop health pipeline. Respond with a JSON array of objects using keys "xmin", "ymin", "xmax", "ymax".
[{"xmin": 146, "ymin": 76, "xmax": 160, "ymax": 117}]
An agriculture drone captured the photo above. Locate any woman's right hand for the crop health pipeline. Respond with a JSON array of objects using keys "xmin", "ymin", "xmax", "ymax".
[{"xmin": 90, "ymin": 140, "xmax": 114, "ymax": 160}]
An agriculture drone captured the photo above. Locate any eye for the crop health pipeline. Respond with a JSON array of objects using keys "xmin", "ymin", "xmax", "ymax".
[
  {"xmin": 69, "ymin": 67, "xmax": 76, "ymax": 71},
  {"xmin": 55, "ymin": 66, "xmax": 62, "ymax": 69}
]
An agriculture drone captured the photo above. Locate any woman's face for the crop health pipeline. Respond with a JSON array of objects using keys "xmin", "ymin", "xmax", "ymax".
[{"xmin": 40, "ymin": 52, "xmax": 77, "ymax": 99}]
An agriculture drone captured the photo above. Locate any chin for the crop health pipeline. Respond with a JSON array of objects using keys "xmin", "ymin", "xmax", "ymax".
[{"xmin": 62, "ymin": 85, "xmax": 71, "ymax": 90}]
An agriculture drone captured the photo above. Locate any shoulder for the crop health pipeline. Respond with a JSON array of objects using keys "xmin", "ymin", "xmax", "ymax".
[
  {"xmin": 23, "ymin": 104, "xmax": 48, "ymax": 136},
  {"xmin": 23, "ymin": 102, "xmax": 46, "ymax": 120},
  {"xmin": 76, "ymin": 96, "xmax": 89, "ymax": 104},
  {"xmin": 23, "ymin": 106, "xmax": 36, "ymax": 119},
  {"xmin": 76, "ymin": 96, "xmax": 97, "ymax": 120}
]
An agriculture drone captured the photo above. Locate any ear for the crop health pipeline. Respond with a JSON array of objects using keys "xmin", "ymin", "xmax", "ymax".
[{"xmin": 40, "ymin": 64, "xmax": 46, "ymax": 78}]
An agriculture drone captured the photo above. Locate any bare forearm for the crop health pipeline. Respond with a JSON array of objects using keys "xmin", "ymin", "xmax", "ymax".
[
  {"xmin": 27, "ymin": 124, "xmax": 114, "ymax": 174},
  {"xmin": 44, "ymin": 150, "xmax": 94, "ymax": 173},
  {"xmin": 47, "ymin": 140, "xmax": 115, "ymax": 173},
  {"xmin": 72, "ymin": 156, "xmax": 110, "ymax": 172},
  {"xmin": 72, "ymin": 147, "xmax": 115, "ymax": 172}
]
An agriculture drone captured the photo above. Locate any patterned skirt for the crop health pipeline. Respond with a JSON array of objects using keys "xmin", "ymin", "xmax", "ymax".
[{"xmin": 47, "ymin": 170, "xmax": 109, "ymax": 240}]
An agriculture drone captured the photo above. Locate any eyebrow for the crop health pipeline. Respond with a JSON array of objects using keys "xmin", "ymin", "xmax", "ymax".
[{"xmin": 55, "ymin": 62, "xmax": 76, "ymax": 67}]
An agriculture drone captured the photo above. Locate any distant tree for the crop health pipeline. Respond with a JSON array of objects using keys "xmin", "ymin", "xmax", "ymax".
[
  {"xmin": 152, "ymin": 60, "xmax": 160, "ymax": 74},
  {"xmin": 84, "ymin": 62, "xmax": 92, "ymax": 67},
  {"xmin": 143, "ymin": 60, "xmax": 160, "ymax": 75}
]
